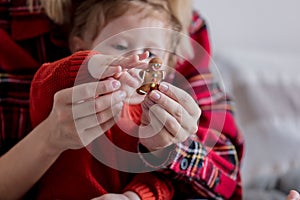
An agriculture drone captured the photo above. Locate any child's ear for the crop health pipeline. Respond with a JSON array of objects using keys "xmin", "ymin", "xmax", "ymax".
[{"xmin": 69, "ymin": 36, "xmax": 87, "ymax": 53}]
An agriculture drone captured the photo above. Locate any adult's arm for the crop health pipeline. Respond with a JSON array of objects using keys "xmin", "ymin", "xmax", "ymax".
[
  {"xmin": 138, "ymin": 12, "xmax": 244, "ymax": 199},
  {"xmin": 0, "ymin": 115, "xmax": 61, "ymax": 199},
  {"xmin": 0, "ymin": 51, "xmax": 124, "ymax": 199}
]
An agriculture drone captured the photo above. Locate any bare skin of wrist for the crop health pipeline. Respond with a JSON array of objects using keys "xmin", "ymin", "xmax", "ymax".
[
  {"xmin": 123, "ymin": 191, "xmax": 141, "ymax": 200},
  {"xmin": 0, "ymin": 117, "xmax": 63, "ymax": 199}
]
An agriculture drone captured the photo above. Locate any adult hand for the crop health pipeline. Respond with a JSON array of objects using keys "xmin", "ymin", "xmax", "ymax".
[
  {"xmin": 139, "ymin": 82, "xmax": 201, "ymax": 151},
  {"xmin": 45, "ymin": 79, "xmax": 126, "ymax": 154},
  {"xmin": 91, "ymin": 191, "xmax": 140, "ymax": 200}
]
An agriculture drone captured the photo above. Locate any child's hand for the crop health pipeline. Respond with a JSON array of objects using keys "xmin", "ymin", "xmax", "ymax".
[
  {"xmin": 88, "ymin": 51, "xmax": 148, "ymax": 83},
  {"xmin": 88, "ymin": 52, "xmax": 149, "ymax": 103},
  {"xmin": 91, "ymin": 191, "xmax": 141, "ymax": 200},
  {"xmin": 139, "ymin": 82, "xmax": 201, "ymax": 151}
]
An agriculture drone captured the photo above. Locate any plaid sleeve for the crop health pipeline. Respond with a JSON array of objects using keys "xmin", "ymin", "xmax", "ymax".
[
  {"xmin": 169, "ymin": 11, "xmax": 244, "ymax": 199},
  {"xmin": 138, "ymin": 11, "xmax": 244, "ymax": 199},
  {"xmin": 139, "ymin": 75, "xmax": 244, "ymax": 200},
  {"xmin": 167, "ymin": 75, "xmax": 244, "ymax": 199}
]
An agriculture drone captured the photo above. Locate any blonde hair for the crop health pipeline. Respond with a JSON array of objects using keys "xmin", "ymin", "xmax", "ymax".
[
  {"xmin": 27, "ymin": 0, "xmax": 72, "ymax": 24},
  {"xmin": 70, "ymin": 0, "xmax": 187, "ymax": 67},
  {"xmin": 167, "ymin": 0, "xmax": 193, "ymax": 35},
  {"xmin": 71, "ymin": 0, "xmax": 180, "ymax": 40},
  {"xmin": 28, "ymin": 0, "xmax": 194, "ymax": 60},
  {"xmin": 28, "ymin": 0, "xmax": 192, "ymax": 33},
  {"xmin": 167, "ymin": 0, "xmax": 194, "ymax": 59}
]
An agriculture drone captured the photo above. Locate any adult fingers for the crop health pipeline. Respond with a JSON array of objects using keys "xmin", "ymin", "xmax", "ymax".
[
  {"xmin": 75, "ymin": 102, "xmax": 123, "ymax": 133},
  {"xmin": 147, "ymin": 103, "xmax": 190, "ymax": 142},
  {"xmin": 139, "ymin": 115, "xmax": 175, "ymax": 151},
  {"xmin": 71, "ymin": 79, "xmax": 121, "ymax": 103},
  {"xmin": 157, "ymin": 82, "xmax": 201, "ymax": 118},
  {"xmin": 72, "ymin": 90, "xmax": 126, "ymax": 119},
  {"xmin": 147, "ymin": 91, "xmax": 198, "ymax": 134},
  {"xmin": 79, "ymin": 118, "xmax": 117, "ymax": 147}
]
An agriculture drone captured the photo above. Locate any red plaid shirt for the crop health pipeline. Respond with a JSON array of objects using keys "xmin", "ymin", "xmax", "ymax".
[{"xmin": 0, "ymin": 0, "xmax": 70, "ymax": 155}]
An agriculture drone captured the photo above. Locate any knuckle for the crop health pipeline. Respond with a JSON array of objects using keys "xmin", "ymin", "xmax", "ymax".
[
  {"xmin": 174, "ymin": 105, "xmax": 183, "ymax": 120},
  {"xmin": 55, "ymin": 108, "xmax": 69, "ymax": 124},
  {"xmin": 96, "ymin": 112, "xmax": 103, "ymax": 123},
  {"xmin": 195, "ymin": 106, "xmax": 202, "ymax": 118},
  {"xmin": 174, "ymin": 130, "xmax": 188, "ymax": 142},
  {"xmin": 180, "ymin": 94, "xmax": 190, "ymax": 105},
  {"xmin": 101, "ymin": 82, "xmax": 110, "ymax": 93},
  {"xmin": 159, "ymin": 134, "xmax": 172, "ymax": 147},
  {"xmin": 82, "ymin": 86, "xmax": 93, "ymax": 98},
  {"xmin": 190, "ymin": 124, "xmax": 199, "ymax": 134},
  {"xmin": 112, "ymin": 92, "xmax": 122, "ymax": 103},
  {"xmin": 53, "ymin": 90, "xmax": 64, "ymax": 104},
  {"xmin": 95, "ymin": 98, "xmax": 103, "ymax": 112},
  {"xmin": 112, "ymin": 103, "xmax": 123, "ymax": 114},
  {"xmin": 160, "ymin": 96, "xmax": 169, "ymax": 107},
  {"xmin": 166, "ymin": 118, "xmax": 179, "ymax": 133}
]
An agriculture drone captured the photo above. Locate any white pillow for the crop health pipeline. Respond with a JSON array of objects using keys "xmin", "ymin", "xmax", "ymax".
[{"xmin": 212, "ymin": 49, "xmax": 300, "ymax": 189}]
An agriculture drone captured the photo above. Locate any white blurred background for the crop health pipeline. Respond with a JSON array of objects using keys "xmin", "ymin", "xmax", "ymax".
[
  {"xmin": 193, "ymin": 0, "xmax": 300, "ymax": 53},
  {"xmin": 193, "ymin": 1, "xmax": 300, "ymax": 199}
]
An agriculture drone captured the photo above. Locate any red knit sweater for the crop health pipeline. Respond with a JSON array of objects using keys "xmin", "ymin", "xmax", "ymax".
[
  {"xmin": 2, "ymin": 3, "xmax": 243, "ymax": 198},
  {"xmin": 29, "ymin": 12, "xmax": 244, "ymax": 200},
  {"xmin": 30, "ymin": 51, "xmax": 174, "ymax": 200}
]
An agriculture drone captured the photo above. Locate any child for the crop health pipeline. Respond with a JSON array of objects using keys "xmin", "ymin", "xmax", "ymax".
[
  {"xmin": 30, "ymin": 0, "xmax": 186, "ymax": 199},
  {"xmin": 30, "ymin": 0, "xmax": 244, "ymax": 199}
]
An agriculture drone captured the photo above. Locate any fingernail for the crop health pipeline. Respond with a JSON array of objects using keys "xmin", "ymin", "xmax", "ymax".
[
  {"xmin": 159, "ymin": 83, "xmax": 168, "ymax": 92},
  {"xmin": 112, "ymin": 80, "xmax": 120, "ymax": 89},
  {"xmin": 150, "ymin": 91, "xmax": 161, "ymax": 100}
]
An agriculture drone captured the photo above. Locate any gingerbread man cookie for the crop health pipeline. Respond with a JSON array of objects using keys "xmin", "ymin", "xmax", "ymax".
[{"xmin": 136, "ymin": 57, "xmax": 165, "ymax": 95}]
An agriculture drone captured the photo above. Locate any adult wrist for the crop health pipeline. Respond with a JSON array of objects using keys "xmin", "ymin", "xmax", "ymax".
[
  {"xmin": 38, "ymin": 115, "xmax": 65, "ymax": 158},
  {"xmin": 123, "ymin": 191, "xmax": 141, "ymax": 200}
]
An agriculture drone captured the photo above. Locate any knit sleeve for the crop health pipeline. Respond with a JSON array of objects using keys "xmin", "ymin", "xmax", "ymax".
[
  {"xmin": 30, "ymin": 50, "xmax": 99, "ymax": 128},
  {"xmin": 123, "ymin": 173, "xmax": 174, "ymax": 200}
]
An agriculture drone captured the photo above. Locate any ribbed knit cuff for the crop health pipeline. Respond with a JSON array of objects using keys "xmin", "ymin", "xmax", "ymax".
[
  {"xmin": 124, "ymin": 173, "xmax": 174, "ymax": 200},
  {"xmin": 125, "ymin": 183, "xmax": 156, "ymax": 200},
  {"xmin": 68, "ymin": 50, "xmax": 100, "ymax": 85}
]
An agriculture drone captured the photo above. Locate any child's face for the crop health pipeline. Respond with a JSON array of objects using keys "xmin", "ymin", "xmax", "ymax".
[
  {"xmin": 90, "ymin": 9, "xmax": 171, "ymax": 66},
  {"xmin": 73, "ymin": 8, "xmax": 173, "ymax": 104}
]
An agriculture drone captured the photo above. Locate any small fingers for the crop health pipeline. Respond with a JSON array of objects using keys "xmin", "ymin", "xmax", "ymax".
[
  {"xmin": 101, "ymin": 66, "xmax": 122, "ymax": 79},
  {"xmin": 111, "ymin": 52, "xmax": 148, "ymax": 69},
  {"xmin": 88, "ymin": 55, "xmax": 122, "ymax": 79},
  {"xmin": 119, "ymin": 70, "xmax": 142, "ymax": 88}
]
